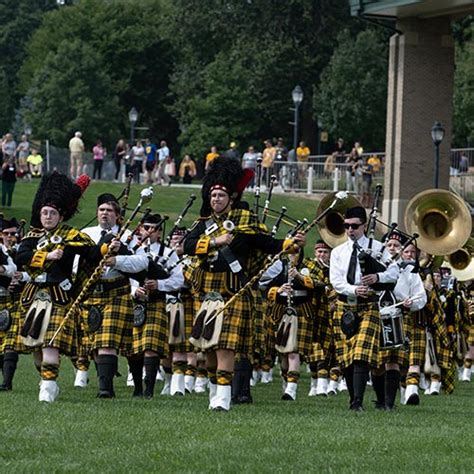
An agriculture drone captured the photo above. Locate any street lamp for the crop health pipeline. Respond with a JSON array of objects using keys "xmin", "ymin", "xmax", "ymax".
[
  {"xmin": 431, "ymin": 121, "xmax": 445, "ymax": 188},
  {"xmin": 128, "ymin": 107, "xmax": 138, "ymax": 145},
  {"xmin": 292, "ymin": 85, "xmax": 303, "ymax": 156}
]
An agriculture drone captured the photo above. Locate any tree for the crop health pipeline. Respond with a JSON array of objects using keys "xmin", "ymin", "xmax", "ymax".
[
  {"xmin": 24, "ymin": 40, "xmax": 121, "ymax": 146},
  {"xmin": 314, "ymin": 28, "xmax": 389, "ymax": 150}
]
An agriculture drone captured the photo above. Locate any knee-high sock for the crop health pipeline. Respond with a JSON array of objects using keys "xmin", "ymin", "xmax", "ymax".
[
  {"xmin": 2, "ymin": 352, "xmax": 19, "ymax": 387},
  {"xmin": 353, "ymin": 361, "xmax": 369, "ymax": 406},
  {"xmin": 385, "ymin": 369, "xmax": 400, "ymax": 409},
  {"xmin": 144, "ymin": 356, "xmax": 160, "ymax": 396},
  {"xmin": 128, "ymin": 356, "xmax": 144, "ymax": 393},
  {"xmin": 343, "ymin": 365, "xmax": 354, "ymax": 404},
  {"xmin": 371, "ymin": 372, "xmax": 385, "ymax": 405}
]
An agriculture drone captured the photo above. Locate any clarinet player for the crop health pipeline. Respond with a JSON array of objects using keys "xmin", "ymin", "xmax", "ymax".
[{"xmin": 330, "ymin": 206, "xmax": 399, "ymax": 411}]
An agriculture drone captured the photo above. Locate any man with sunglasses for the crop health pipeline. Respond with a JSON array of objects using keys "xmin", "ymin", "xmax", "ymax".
[{"xmin": 330, "ymin": 206, "xmax": 398, "ymax": 411}]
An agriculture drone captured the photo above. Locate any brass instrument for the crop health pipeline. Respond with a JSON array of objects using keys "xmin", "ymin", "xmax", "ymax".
[
  {"xmin": 317, "ymin": 192, "xmax": 362, "ymax": 248},
  {"xmin": 404, "ymin": 189, "xmax": 472, "ymax": 256},
  {"xmin": 446, "ymin": 237, "xmax": 473, "ymax": 271}
]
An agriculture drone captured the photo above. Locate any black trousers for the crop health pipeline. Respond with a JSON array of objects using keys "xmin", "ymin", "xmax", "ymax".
[{"xmin": 93, "ymin": 160, "xmax": 103, "ymax": 179}]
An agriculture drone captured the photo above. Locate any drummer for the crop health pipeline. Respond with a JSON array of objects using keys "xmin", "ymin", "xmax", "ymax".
[{"xmin": 371, "ymin": 230, "xmax": 427, "ymax": 410}]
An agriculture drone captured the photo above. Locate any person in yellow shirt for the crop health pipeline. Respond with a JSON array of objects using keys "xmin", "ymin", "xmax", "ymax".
[
  {"xmin": 27, "ymin": 149, "xmax": 43, "ymax": 178},
  {"xmin": 262, "ymin": 139, "xmax": 276, "ymax": 187},
  {"xmin": 179, "ymin": 154, "xmax": 197, "ymax": 184},
  {"xmin": 367, "ymin": 155, "xmax": 381, "ymax": 173},
  {"xmin": 205, "ymin": 146, "xmax": 219, "ymax": 170},
  {"xmin": 296, "ymin": 141, "xmax": 311, "ymax": 184}
]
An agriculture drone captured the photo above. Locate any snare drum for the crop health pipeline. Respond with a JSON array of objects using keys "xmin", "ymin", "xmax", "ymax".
[{"xmin": 379, "ymin": 306, "xmax": 405, "ymax": 349}]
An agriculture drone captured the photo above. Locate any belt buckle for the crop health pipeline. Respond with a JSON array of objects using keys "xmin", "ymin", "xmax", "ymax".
[{"xmin": 347, "ymin": 295, "xmax": 357, "ymax": 305}]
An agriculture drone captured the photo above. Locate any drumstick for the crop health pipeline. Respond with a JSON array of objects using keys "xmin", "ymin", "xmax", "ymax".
[{"xmin": 381, "ymin": 294, "xmax": 424, "ymax": 312}]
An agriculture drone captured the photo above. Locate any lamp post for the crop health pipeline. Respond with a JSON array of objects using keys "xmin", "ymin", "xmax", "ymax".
[
  {"xmin": 128, "ymin": 107, "xmax": 138, "ymax": 146},
  {"xmin": 291, "ymin": 85, "xmax": 303, "ymax": 158},
  {"xmin": 431, "ymin": 121, "xmax": 445, "ymax": 188}
]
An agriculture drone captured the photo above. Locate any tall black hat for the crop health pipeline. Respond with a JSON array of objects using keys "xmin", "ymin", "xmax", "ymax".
[
  {"xmin": 0, "ymin": 217, "xmax": 19, "ymax": 231},
  {"xmin": 97, "ymin": 193, "xmax": 119, "ymax": 207},
  {"xmin": 200, "ymin": 156, "xmax": 254, "ymax": 216}
]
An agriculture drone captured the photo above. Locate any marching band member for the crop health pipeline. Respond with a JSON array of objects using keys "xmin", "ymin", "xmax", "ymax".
[
  {"xmin": 127, "ymin": 214, "xmax": 184, "ymax": 398},
  {"xmin": 330, "ymin": 206, "xmax": 399, "ymax": 411},
  {"xmin": 0, "ymin": 217, "xmax": 20, "ymax": 391},
  {"xmin": 460, "ymin": 282, "xmax": 473, "ymax": 382},
  {"xmin": 371, "ymin": 231, "xmax": 427, "ymax": 410},
  {"xmin": 81, "ymin": 193, "xmax": 149, "ymax": 399},
  {"xmin": 15, "ymin": 172, "xmax": 103, "ymax": 402},
  {"xmin": 183, "ymin": 157, "xmax": 305, "ymax": 411}
]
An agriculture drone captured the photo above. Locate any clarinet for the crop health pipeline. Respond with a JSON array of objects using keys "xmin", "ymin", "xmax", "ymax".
[
  {"xmin": 164, "ymin": 194, "xmax": 196, "ymax": 247},
  {"xmin": 253, "ymin": 157, "xmax": 263, "ymax": 218},
  {"xmin": 262, "ymin": 175, "xmax": 277, "ymax": 224}
]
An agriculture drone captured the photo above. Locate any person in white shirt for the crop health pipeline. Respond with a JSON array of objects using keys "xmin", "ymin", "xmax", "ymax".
[
  {"xmin": 156, "ymin": 140, "xmax": 170, "ymax": 185},
  {"xmin": 330, "ymin": 206, "xmax": 398, "ymax": 411},
  {"xmin": 69, "ymin": 131, "xmax": 85, "ymax": 179},
  {"xmin": 80, "ymin": 193, "xmax": 149, "ymax": 398}
]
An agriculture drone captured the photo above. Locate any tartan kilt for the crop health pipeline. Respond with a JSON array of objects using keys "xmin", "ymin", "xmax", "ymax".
[
  {"xmin": 19, "ymin": 285, "xmax": 78, "ymax": 356},
  {"xmin": 334, "ymin": 301, "xmax": 380, "ymax": 369},
  {"xmin": 269, "ymin": 300, "xmax": 316, "ymax": 356},
  {"xmin": 251, "ymin": 288, "xmax": 267, "ymax": 357},
  {"xmin": 132, "ymin": 298, "xmax": 168, "ymax": 356},
  {"xmin": 308, "ymin": 301, "xmax": 332, "ymax": 363},
  {"xmin": 468, "ymin": 324, "xmax": 474, "ymax": 347},
  {"xmin": 407, "ymin": 322, "xmax": 426, "ymax": 367},
  {"xmin": 1, "ymin": 292, "xmax": 31, "ymax": 354},
  {"xmin": 377, "ymin": 311, "xmax": 410, "ymax": 367},
  {"xmin": 170, "ymin": 291, "xmax": 194, "ymax": 353},
  {"xmin": 81, "ymin": 284, "xmax": 133, "ymax": 354},
  {"xmin": 192, "ymin": 271, "xmax": 253, "ymax": 355}
]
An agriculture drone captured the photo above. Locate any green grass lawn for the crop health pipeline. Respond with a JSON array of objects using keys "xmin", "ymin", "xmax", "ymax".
[{"xmin": 1, "ymin": 357, "xmax": 473, "ymax": 472}]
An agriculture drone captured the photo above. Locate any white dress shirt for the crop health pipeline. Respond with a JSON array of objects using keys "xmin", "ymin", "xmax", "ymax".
[
  {"xmin": 0, "ymin": 245, "xmax": 16, "ymax": 278},
  {"xmin": 393, "ymin": 264, "xmax": 427, "ymax": 311},
  {"xmin": 330, "ymin": 235, "xmax": 399, "ymax": 297},
  {"xmin": 130, "ymin": 241, "xmax": 184, "ymax": 296},
  {"xmin": 81, "ymin": 224, "xmax": 148, "ymax": 280}
]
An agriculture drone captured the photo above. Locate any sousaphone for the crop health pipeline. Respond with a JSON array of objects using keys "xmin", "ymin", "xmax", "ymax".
[
  {"xmin": 317, "ymin": 192, "xmax": 362, "ymax": 248},
  {"xmin": 404, "ymin": 189, "xmax": 472, "ymax": 256},
  {"xmin": 445, "ymin": 237, "xmax": 474, "ymax": 281}
]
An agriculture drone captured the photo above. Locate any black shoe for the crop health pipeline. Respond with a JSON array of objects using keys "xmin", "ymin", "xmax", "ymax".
[
  {"xmin": 143, "ymin": 389, "xmax": 154, "ymax": 399},
  {"xmin": 132, "ymin": 389, "xmax": 143, "ymax": 398},
  {"xmin": 384, "ymin": 404, "xmax": 397, "ymax": 412},
  {"xmin": 281, "ymin": 393, "xmax": 295, "ymax": 401},
  {"xmin": 211, "ymin": 406, "xmax": 228, "ymax": 412},
  {"xmin": 373, "ymin": 400, "xmax": 385, "ymax": 410},
  {"xmin": 97, "ymin": 390, "xmax": 115, "ymax": 399},
  {"xmin": 405, "ymin": 394, "xmax": 420, "ymax": 405},
  {"xmin": 350, "ymin": 399, "xmax": 364, "ymax": 412},
  {"xmin": 0, "ymin": 383, "xmax": 12, "ymax": 391},
  {"xmin": 237, "ymin": 395, "xmax": 253, "ymax": 404}
]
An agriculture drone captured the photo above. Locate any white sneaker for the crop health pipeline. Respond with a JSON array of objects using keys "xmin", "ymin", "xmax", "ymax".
[
  {"xmin": 316, "ymin": 377, "xmax": 329, "ymax": 396},
  {"xmin": 170, "ymin": 373, "xmax": 185, "ymax": 396},
  {"xmin": 429, "ymin": 380, "xmax": 441, "ymax": 395},
  {"xmin": 461, "ymin": 367, "xmax": 472, "ymax": 382},
  {"xmin": 251, "ymin": 370, "xmax": 259, "ymax": 386},
  {"xmin": 405, "ymin": 384, "xmax": 420, "ymax": 405},
  {"xmin": 457, "ymin": 366, "xmax": 464, "ymax": 381},
  {"xmin": 184, "ymin": 375, "xmax": 195, "ymax": 393},
  {"xmin": 39, "ymin": 380, "xmax": 59, "ymax": 403},
  {"xmin": 209, "ymin": 384, "xmax": 231, "ymax": 411},
  {"xmin": 194, "ymin": 376, "xmax": 208, "ymax": 393},
  {"xmin": 126, "ymin": 370, "xmax": 134, "ymax": 387},
  {"xmin": 419, "ymin": 373, "xmax": 429, "ymax": 391},
  {"xmin": 327, "ymin": 379, "xmax": 339, "ymax": 396},
  {"xmin": 338, "ymin": 378, "xmax": 348, "ymax": 392},
  {"xmin": 308, "ymin": 378, "xmax": 318, "ymax": 397},
  {"xmin": 160, "ymin": 374, "xmax": 171, "ymax": 395},
  {"xmin": 74, "ymin": 370, "xmax": 89, "ymax": 388},
  {"xmin": 400, "ymin": 387, "xmax": 406, "ymax": 405},
  {"xmin": 282, "ymin": 382, "xmax": 297, "ymax": 401}
]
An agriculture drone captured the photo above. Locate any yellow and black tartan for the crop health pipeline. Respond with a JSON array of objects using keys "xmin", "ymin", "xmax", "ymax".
[
  {"xmin": 170, "ymin": 290, "xmax": 194, "ymax": 353},
  {"xmin": 269, "ymin": 300, "xmax": 316, "ymax": 356},
  {"xmin": 81, "ymin": 280, "xmax": 133, "ymax": 354},
  {"xmin": 376, "ymin": 310, "xmax": 410, "ymax": 367},
  {"xmin": 333, "ymin": 300, "xmax": 381, "ymax": 368},
  {"xmin": 132, "ymin": 296, "xmax": 168, "ymax": 356},
  {"xmin": 1, "ymin": 292, "xmax": 31, "ymax": 354},
  {"xmin": 251, "ymin": 287, "xmax": 267, "ymax": 358},
  {"xmin": 192, "ymin": 271, "xmax": 254, "ymax": 354}
]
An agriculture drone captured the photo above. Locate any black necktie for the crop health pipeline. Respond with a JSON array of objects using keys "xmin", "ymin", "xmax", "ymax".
[{"xmin": 347, "ymin": 242, "xmax": 358, "ymax": 284}]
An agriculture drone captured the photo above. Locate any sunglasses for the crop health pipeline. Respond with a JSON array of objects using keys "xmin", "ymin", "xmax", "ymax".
[
  {"xmin": 2, "ymin": 231, "xmax": 16, "ymax": 236},
  {"xmin": 344, "ymin": 223, "xmax": 363, "ymax": 230},
  {"xmin": 143, "ymin": 224, "xmax": 159, "ymax": 231}
]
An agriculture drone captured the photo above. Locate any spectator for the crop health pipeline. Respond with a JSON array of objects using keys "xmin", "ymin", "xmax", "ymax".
[
  {"xmin": 367, "ymin": 154, "xmax": 381, "ymax": 174},
  {"xmin": 16, "ymin": 134, "xmax": 30, "ymax": 179},
  {"xmin": 459, "ymin": 153, "xmax": 469, "ymax": 173},
  {"xmin": 92, "ymin": 139, "xmax": 106, "ymax": 180},
  {"xmin": 27, "ymin": 148, "xmax": 43, "ymax": 178},
  {"xmin": 144, "ymin": 138, "xmax": 157, "ymax": 184},
  {"xmin": 333, "ymin": 137, "xmax": 346, "ymax": 162},
  {"xmin": 242, "ymin": 145, "xmax": 259, "ymax": 188},
  {"xmin": 114, "ymin": 139, "xmax": 127, "ymax": 182},
  {"xmin": 164, "ymin": 156, "xmax": 176, "ymax": 185},
  {"xmin": 224, "ymin": 141, "xmax": 240, "ymax": 160},
  {"xmin": 69, "ymin": 131, "xmax": 85, "ymax": 179},
  {"xmin": 324, "ymin": 152, "xmax": 336, "ymax": 178},
  {"xmin": 296, "ymin": 140, "xmax": 311, "ymax": 184},
  {"xmin": 275, "ymin": 137, "xmax": 288, "ymax": 162},
  {"xmin": 156, "ymin": 140, "xmax": 170, "ymax": 185},
  {"xmin": 345, "ymin": 148, "xmax": 358, "ymax": 192},
  {"xmin": 2, "ymin": 133, "xmax": 16, "ymax": 162},
  {"xmin": 131, "ymin": 140, "xmax": 145, "ymax": 184},
  {"xmin": 179, "ymin": 154, "xmax": 197, "ymax": 184},
  {"xmin": 262, "ymin": 139, "xmax": 276, "ymax": 187},
  {"xmin": 360, "ymin": 156, "xmax": 374, "ymax": 208},
  {"xmin": 2, "ymin": 154, "xmax": 17, "ymax": 207},
  {"xmin": 205, "ymin": 146, "xmax": 219, "ymax": 171}
]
